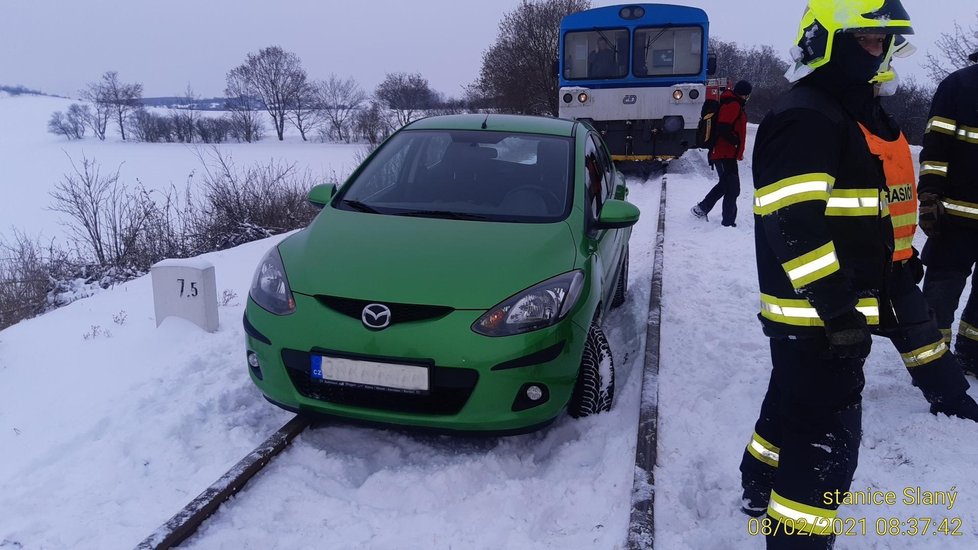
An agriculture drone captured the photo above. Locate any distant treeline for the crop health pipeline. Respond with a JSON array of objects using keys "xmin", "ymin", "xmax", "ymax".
[
  {"xmin": 139, "ymin": 97, "xmax": 228, "ymax": 111},
  {"xmin": 1, "ymin": 84, "xmax": 63, "ymax": 97}
]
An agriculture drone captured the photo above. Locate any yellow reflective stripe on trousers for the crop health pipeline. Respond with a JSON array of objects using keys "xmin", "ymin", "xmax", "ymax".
[
  {"xmin": 943, "ymin": 198, "xmax": 978, "ymax": 221},
  {"xmin": 768, "ymin": 491, "xmax": 837, "ymax": 536},
  {"xmin": 956, "ymin": 124, "xmax": 978, "ymax": 144},
  {"xmin": 781, "ymin": 242, "xmax": 840, "ymax": 289},
  {"xmin": 920, "ymin": 161, "xmax": 948, "ymax": 177},
  {"xmin": 760, "ymin": 294, "xmax": 880, "ymax": 327},
  {"xmin": 825, "ymin": 188, "xmax": 880, "ymax": 216},
  {"xmin": 754, "ymin": 173, "xmax": 833, "ymax": 216},
  {"xmin": 747, "ymin": 431, "xmax": 780, "ymax": 468},
  {"xmin": 941, "ymin": 328, "xmax": 953, "ymax": 344},
  {"xmin": 925, "ymin": 116, "xmax": 957, "ymax": 136},
  {"xmin": 959, "ymin": 321, "xmax": 978, "ymax": 343},
  {"xmin": 900, "ymin": 340, "xmax": 948, "ymax": 368}
]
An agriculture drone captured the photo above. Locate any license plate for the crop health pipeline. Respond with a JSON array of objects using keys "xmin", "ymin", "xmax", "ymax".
[{"xmin": 310, "ymin": 355, "xmax": 430, "ymax": 393}]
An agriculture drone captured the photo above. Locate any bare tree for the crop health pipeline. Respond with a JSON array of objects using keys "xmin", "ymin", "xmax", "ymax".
[
  {"xmin": 318, "ymin": 74, "xmax": 367, "ymax": 142},
  {"xmin": 227, "ymin": 46, "xmax": 308, "ymax": 140},
  {"xmin": 286, "ymin": 80, "xmax": 322, "ymax": 141},
  {"xmin": 224, "ymin": 69, "xmax": 265, "ymax": 142},
  {"xmin": 709, "ymin": 39, "xmax": 791, "ymax": 123},
  {"xmin": 80, "ymin": 81, "xmax": 111, "ymax": 140},
  {"xmin": 925, "ymin": 13, "xmax": 978, "ymax": 81},
  {"xmin": 48, "ymin": 155, "xmax": 154, "ymax": 267},
  {"xmin": 47, "ymin": 105, "xmax": 87, "ymax": 140},
  {"xmin": 171, "ymin": 84, "xmax": 200, "ymax": 143},
  {"xmin": 354, "ymin": 101, "xmax": 387, "ymax": 144},
  {"xmin": 375, "ymin": 72, "xmax": 438, "ymax": 130},
  {"xmin": 99, "ymin": 71, "xmax": 143, "ymax": 141},
  {"xmin": 472, "ymin": 0, "xmax": 590, "ymax": 116}
]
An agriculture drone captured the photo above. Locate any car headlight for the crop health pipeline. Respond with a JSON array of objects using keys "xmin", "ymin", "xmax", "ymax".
[
  {"xmin": 472, "ymin": 271, "xmax": 585, "ymax": 336},
  {"xmin": 249, "ymin": 247, "xmax": 296, "ymax": 315}
]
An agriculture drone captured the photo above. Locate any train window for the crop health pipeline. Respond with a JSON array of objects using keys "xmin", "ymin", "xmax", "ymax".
[
  {"xmin": 563, "ymin": 29, "xmax": 629, "ymax": 80},
  {"xmin": 633, "ymin": 26, "xmax": 703, "ymax": 77}
]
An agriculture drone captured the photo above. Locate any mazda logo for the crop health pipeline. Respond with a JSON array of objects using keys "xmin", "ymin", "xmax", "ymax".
[{"xmin": 362, "ymin": 303, "xmax": 392, "ymax": 330}]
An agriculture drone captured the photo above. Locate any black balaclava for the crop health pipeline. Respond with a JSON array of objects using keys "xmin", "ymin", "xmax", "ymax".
[
  {"xmin": 830, "ymin": 33, "xmax": 888, "ymax": 85},
  {"xmin": 798, "ymin": 33, "xmax": 892, "ymax": 113}
]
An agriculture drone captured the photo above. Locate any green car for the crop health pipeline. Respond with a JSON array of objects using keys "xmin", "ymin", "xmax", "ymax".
[{"xmin": 244, "ymin": 114, "xmax": 639, "ymax": 433}]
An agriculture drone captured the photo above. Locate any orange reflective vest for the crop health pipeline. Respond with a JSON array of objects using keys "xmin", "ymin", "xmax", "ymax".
[{"xmin": 859, "ymin": 124, "xmax": 917, "ymax": 261}]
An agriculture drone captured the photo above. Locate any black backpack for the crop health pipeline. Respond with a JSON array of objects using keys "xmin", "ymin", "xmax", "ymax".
[{"xmin": 695, "ymin": 97, "xmax": 734, "ymax": 150}]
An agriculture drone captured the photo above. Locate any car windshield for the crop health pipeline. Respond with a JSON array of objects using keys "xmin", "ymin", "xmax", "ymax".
[{"xmin": 335, "ymin": 130, "xmax": 573, "ymax": 223}]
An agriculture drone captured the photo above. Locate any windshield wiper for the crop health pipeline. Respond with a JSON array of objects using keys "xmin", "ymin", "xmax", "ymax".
[
  {"xmin": 397, "ymin": 209, "xmax": 489, "ymax": 221},
  {"xmin": 340, "ymin": 199, "xmax": 380, "ymax": 214}
]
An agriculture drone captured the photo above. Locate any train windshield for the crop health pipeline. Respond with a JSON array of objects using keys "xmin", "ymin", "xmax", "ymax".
[
  {"xmin": 633, "ymin": 26, "xmax": 703, "ymax": 77},
  {"xmin": 563, "ymin": 29, "xmax": 629, "ymax": 80}
]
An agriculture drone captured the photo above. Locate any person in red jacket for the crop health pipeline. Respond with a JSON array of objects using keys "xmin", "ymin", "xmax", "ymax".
[{"xmin": 691, "ymin": 80, "xmax": 752, "ymax": 227}]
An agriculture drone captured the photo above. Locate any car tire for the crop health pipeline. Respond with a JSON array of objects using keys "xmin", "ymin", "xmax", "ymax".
[
  {"xmin": 568, "ymin": 323, "xmax": 615, "ymax": 418},
  {"xmin": 611, "ymin": 250, "xmax": 628, "ymax": 309}
]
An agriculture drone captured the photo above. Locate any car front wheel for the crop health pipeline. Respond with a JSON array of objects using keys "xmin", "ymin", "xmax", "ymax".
[{"xmin": 568, "ymin": 323, "xmax": 615, "ymax": 418}]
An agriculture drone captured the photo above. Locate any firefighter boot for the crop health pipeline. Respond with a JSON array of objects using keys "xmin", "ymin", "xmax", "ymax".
[{"xmin": 930, "ymin": 392, "xmax": 978, "ymax": 422}]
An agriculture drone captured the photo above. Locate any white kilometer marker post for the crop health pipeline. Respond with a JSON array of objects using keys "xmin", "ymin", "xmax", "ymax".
[{"xmin": 151, "ymin": 258, "xmax": 219, "ymax": 332}]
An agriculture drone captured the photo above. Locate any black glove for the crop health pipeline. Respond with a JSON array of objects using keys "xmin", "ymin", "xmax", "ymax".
[
  {"xmin": 906, "ymin": 248, "xmax": 925, "ymax": 284},
  {"xmin": 918, "ymin": 193, "xmax": 945, "ymax": 238},
  {"xmin": 823, "ymin": 309, "xmax": 872, "ymax": 360}
]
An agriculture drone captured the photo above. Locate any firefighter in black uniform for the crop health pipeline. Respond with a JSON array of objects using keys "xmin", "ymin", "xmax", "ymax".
[
  {"xmin": 918, "ymin": 49, "xmax": 978, "ymax": 377},
  {"xmin": 734, "ymin": 2, "xmax": 972, "ymax": 548}
]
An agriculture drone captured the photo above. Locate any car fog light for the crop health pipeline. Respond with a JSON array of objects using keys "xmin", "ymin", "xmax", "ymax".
[
  {"xmin": 672, "ymin": 89, "xmax": 684, "ymax": 101},
  {"xmin": 248, "ymin": 351, "xmax": 260, "ymax": 368},
  {"xmin": 526, "ymin": 385, "xmax": 543, "ymax": 401},
  {"xmin": 578, "ymin": 92, "xmax": 589, "ymax": 103}
]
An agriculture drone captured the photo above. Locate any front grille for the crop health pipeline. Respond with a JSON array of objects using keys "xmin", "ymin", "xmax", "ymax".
[
  {"xmin": 315, "ymin": 295, "xmax": 453, "ymax": 327},
  {"xmin": 281, "ymin": 349, "xmax": 478, "ymax": 415}
]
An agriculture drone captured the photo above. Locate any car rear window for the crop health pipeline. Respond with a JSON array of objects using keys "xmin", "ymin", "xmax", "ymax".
[{"xmin": 336, "ymin": 130, "xmax": 573, "ymax": 223}]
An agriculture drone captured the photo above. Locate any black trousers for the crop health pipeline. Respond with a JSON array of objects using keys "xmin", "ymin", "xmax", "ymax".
[
  {"xmin": 741, "ymin": 338, "xmax": 865, "ymax": 549},
  {"xmin": 698, "ymin": 158, "xmax": 740, "ymax": 226},
  {"xmin": 922, "ymin": 226, "xmax": 978, "ymax": 358},
  {"xmin": 878, "ymin": 261, "xmax": 970, "ymax": 404}
]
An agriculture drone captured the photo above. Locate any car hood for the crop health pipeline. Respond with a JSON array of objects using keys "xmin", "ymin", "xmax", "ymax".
[{"xmin": 279, "ymin": 208, "xmax": 579, "ymax": 309}]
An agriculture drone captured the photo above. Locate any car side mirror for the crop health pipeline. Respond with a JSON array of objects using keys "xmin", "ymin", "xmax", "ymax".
[
  {"xmin": 307, "ymin": 183, "xmax": 337, "ymax": 209},
  {"xmin": 595, "ymin": 199, "xmax": 640, "ymax": 229},
  {"xmin": 707, "ymin": 53, "xmax": 718, "ymax": 76}
]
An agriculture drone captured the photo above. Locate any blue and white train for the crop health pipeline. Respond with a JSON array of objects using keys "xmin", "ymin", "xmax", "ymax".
[{"xmin": 558, "ymin": 3, "xmax": 722, "ymax": 161}]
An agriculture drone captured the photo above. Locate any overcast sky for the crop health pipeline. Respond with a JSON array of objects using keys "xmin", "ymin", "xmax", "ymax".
[{"xmin": 1, "ymin": 0, "xmax": 975, "ymax": 99}]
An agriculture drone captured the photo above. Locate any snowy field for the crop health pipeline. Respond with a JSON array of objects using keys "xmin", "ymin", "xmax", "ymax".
[{"xmin": 1, "ymin": 93, "xmax": 977, "ymax": 549}]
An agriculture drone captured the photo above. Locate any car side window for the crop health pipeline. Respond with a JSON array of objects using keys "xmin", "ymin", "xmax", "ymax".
[
  {"xmin": 594, "ymin": 136, "xmax": 616, "ymax": 197},
  {"xmin": 585, "ymin": 135, "xmax": 608, "ymax": 220}
]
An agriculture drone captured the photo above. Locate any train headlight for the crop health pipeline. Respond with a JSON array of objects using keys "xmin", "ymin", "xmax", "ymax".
[
  {"xmin": 672, "ymin": 89, "xmax": 684, "ymax": 101},
  {"xmin": 689, "ymin": 89, "xmax": 700, "ymax": 100},
  {"xmin": 563, "ymin": 93, "xmax": 573, "ymax": 104},
  {"xmin": 578, "ymin": 92, "xmax": 589, "ymax": 103}
]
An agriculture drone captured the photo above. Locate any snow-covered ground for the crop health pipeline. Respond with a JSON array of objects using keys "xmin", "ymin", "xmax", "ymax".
[{"xmin": 1, "ymin": 93, "xmax": 977, "ymax": 549}]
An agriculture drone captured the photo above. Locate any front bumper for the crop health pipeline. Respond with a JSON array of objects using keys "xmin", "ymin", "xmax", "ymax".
[{"xmin": 244, "ymin": 293, "xmax": 589, "ymax": 432}]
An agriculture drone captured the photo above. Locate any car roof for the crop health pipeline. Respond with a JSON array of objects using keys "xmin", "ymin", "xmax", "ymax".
[{"xmin": 404, "ymin": 114, "xmax": 578, "ymax": 138}]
